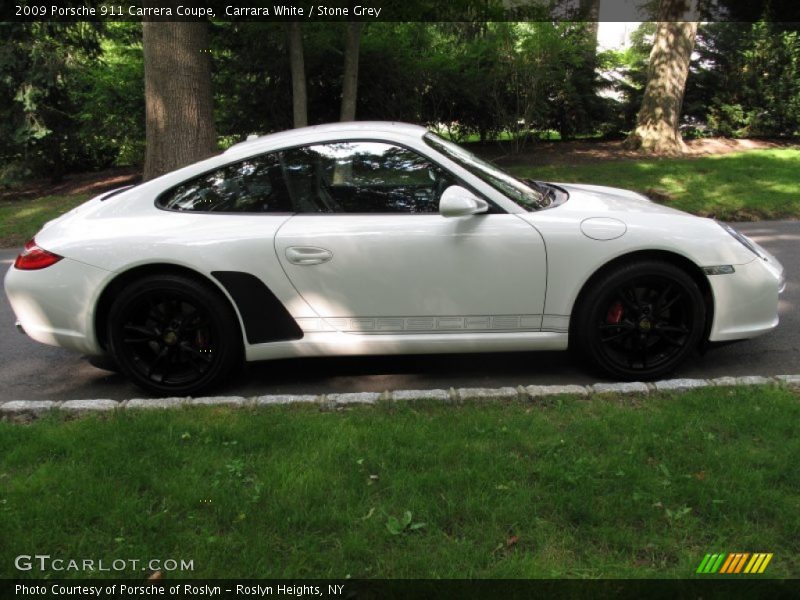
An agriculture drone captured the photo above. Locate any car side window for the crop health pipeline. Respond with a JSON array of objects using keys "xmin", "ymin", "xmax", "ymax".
[
  {"xmin": 281, "ymin": 141, "xmax": 456, "ymax": 214},
  {"xmin": 157, "ymin": 152, "xmax": 293, "ymax": 213}
]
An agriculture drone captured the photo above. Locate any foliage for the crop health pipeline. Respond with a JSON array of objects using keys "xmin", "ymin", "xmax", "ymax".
[
  {"xmin": 210, "ymin": 22, "xmax": 608, "ymax": 146},
  {"xmin": 425, "ymin": 22, "xmax": 608, "ymax": 146},
  {"xmin": 357, "ymin": 23, "xmax": 431, "ymax": 123},
  {"xmin": 0, "ymin": 23, "xmax": 102, "ymax": 182},
  {"xmin": 2, "ymin": 19, "xmax": 800, "ymax": 182},
  {"xmin": 689, "ymin": 22, "xmax": 800, "ymax": 137},
  {"xmin": 419, "ymin": 22, "xmax": 503, "ymax": 142},
  {"xmin": 71, "ymin": 23, "xmax": 145, "ymax": 167},
  {"xmin": 706, "ymin": 103, "xmax": 747, "ymax": 138},
  {"xmin": 613, "ymin": 20, "xmax": 800, "ymax": 139},
  {"xmin": 604, "ymin": 22, "xmax": 657, "ymax": 135},
  {"xmin": 385, "ymin": 510, "xmax": 426, "ymax": 535},
  {"xmin": 210, "ymin": 22, "xmax": 293, "ymax": 137}
]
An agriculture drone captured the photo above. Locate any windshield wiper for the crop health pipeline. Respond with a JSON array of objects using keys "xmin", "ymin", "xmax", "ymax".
[{"xmin": 523, "ymin": 179, "xmax": 555, "ymax": 208}]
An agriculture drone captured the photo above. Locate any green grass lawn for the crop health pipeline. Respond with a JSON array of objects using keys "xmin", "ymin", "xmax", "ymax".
[
  {"xmin": 0, "ymin": 194, "xmax": 89, "ymax": 248},
  {"xmin": 508, "ymin": 148, "xmax": 800, "ymax": 221},
  {"xmin": 2, "ymin": 386, "xmax": 798, "ymax": 579}
]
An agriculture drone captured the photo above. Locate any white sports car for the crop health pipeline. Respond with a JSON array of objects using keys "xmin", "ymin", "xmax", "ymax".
[{"xmin": 4, "ymin": 122, "xmax": 785, "ymax": 395}]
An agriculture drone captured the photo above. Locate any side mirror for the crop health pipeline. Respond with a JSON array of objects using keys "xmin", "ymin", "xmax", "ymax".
[{"xmin": 439, "ymin": 185, "xmax": 489, "ymax": 218}]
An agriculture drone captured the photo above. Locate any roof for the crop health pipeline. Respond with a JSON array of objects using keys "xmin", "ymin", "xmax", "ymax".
[{"xmin": 224, "ymin": 121, "xmax": 429, "ymax": 156}]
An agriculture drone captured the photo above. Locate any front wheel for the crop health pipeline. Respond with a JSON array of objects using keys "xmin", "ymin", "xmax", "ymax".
[
  {"xmin": 572, "ymin": 260, "xmax": 706, "ymax": 381},
  {"xmin": 107, "ymin": 274, "xmax": 242, "ymax": 396}
]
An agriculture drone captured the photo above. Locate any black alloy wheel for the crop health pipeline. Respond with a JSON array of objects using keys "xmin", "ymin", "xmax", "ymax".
[
  {"xmin": 107, "ymin": 274, "xmax": 242, "ymax": 395},
  {"xmin": 573, "ymin": 260, "xmax": 706, "ymax": 380}
]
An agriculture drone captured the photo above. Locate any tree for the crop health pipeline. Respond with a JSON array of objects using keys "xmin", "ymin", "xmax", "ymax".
[
  {"xmin": 340, "ymin": 22, "xmax": 363, "ymax": 121},
  {"xmin": 286, "ymin": 22, "xmax": 308, "ymax": 128},
  {"xmin": 689, "ymin": 21, "xmax": 800, "ymax": 137},
  {"xmin": 0, "ymin": 22, "xmax": 103, "ymax": 182},
  {"xmin": 74, "ymin": 23, "xmax": 145, "ymax": 167},
  {"xmin": 142, "ymin": 9, "xmax": 216, "ymax": 180},
  {"xmin": 624, "ymin": 0, "xmax": 698, "ymax": 154},
  {"xmin": 579, "ymin": 0, "xmax": 600, "ymax": 72},
  {"xmin": 552, "ymin": 21, "xmax": 606, "ymax": 140}
]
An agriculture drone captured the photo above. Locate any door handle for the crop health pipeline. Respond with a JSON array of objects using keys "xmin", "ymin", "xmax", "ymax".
[{"xmin": 285, "ymin": 246, "xmax": 333, "ymax": 266}]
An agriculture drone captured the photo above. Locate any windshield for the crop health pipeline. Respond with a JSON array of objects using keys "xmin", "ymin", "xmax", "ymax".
[{"xmin": 423, "ymin": 132, "xmax": 545, "ymax": 210}]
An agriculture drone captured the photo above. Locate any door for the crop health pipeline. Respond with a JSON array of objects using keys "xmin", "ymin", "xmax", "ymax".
[{"xmin": 274, "ymin": 140, "xmax": 547, "ymax": 334}]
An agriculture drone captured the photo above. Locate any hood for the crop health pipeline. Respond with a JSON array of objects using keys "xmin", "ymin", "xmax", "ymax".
[{"xmin": 551, "ymin": 183, "xmax": 690, "ymax": 217}]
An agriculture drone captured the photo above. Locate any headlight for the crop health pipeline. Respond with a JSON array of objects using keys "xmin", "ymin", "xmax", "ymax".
[{"xmin": 717, "ymin": 222, "xmax": 766, "ymax": 260}]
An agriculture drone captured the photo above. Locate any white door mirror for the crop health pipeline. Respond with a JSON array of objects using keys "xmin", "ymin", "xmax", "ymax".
[{"xmin": 439, "ymin": 185, "xmax": 489, "ymax": 218}]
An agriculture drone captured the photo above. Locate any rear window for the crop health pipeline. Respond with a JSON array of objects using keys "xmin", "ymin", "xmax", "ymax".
[{"xmin": 156, "ymin": 152, "xmax": 293, "ymax": 213}]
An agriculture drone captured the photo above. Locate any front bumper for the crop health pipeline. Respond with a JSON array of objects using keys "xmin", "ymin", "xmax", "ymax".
[
  {"xmin": 4, "ymin": 257, "xmax": 111, "ymax": 355},
  {"xmin": 707, "ymin": 249, "xmax": 785, "ymax": 342}
]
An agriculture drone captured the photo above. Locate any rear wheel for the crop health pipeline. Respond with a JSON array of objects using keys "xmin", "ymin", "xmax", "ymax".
[
  {"xmin": 107, "ymin": 275, "xmax": 242, "ymax": 395},
  {"xmin": 572, "ymin": 260, "xmax": 706, "ymax": 380}
]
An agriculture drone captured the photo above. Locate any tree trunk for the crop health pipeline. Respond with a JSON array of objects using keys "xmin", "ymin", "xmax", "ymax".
[
  {"xmin": 624, "ymin": 0, "xmax": 698, "ymax": 155},
  {"xmin": 286, "ymin": 22, "xmax": 307, "ymax": 128},
  {"xmin": 142, "ymin": 14, "xmax": 216, "ymax": 180},
  {"xmin": 340, "ymin": 22, "xmax": 363, "ymax": 122},
  {"xmin": 581, "ymin": 0, "xmax": 600, "ymax": 55},
  {"xmin": 582, "ymin": 0, "xmax": 600, "ymax": 78}
]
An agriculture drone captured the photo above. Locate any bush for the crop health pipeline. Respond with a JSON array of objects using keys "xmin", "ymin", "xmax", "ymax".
[{"xmin": 707, "ymin": 103, "xmax": 748, "ymax": 137}]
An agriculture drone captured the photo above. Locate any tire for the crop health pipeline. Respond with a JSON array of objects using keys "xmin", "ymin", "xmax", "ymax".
[
  {"xmin": 571, "ymin": 260, "xmax": 706, "ymax": 381},
  {"xmin": 107, "ymin": 274, "xmax": 242, "ymax": 396},
  {"xmin": 87, "ymin": 354, "xmax": 120, "ymax": 373}
]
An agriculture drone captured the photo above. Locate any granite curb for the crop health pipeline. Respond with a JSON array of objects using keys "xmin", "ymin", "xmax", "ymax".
[{"xmin": 2, "ymin": 375, "xmax": 798, "ymax": 420}]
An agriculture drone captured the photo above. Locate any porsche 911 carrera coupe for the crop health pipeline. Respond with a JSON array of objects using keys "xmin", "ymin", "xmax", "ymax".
[{"xmin": 4, "ymin": 122, "xmax": 785, "ymax": 395}]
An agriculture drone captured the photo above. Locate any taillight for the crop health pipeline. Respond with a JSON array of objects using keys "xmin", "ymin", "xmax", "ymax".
[{"xmin": 14, "ymin": 239, "xmax": 63, "ymax": 270}]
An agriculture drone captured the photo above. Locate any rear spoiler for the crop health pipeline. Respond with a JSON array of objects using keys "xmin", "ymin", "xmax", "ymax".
[{"xmin": 98, "ymin": 185, "xmax": 136, "ymax": 201}]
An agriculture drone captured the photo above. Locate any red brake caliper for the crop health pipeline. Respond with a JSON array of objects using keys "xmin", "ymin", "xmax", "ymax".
[
  {"xmin": 195, "ymin": 330, "xmax": 210, "ymax": 351},
  {"xmin": 606, "ymin": 301, "xmax": 624, "ymax": 324}
]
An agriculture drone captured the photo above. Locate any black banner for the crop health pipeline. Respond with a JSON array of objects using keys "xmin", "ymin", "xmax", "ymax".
[
  {"xmin": 3, "ymin": 0, "xmax": 800, "ymax": 23},
  {"xmin": 4, "ymin": 579, "xmax": 800, "ymax": 600}
]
